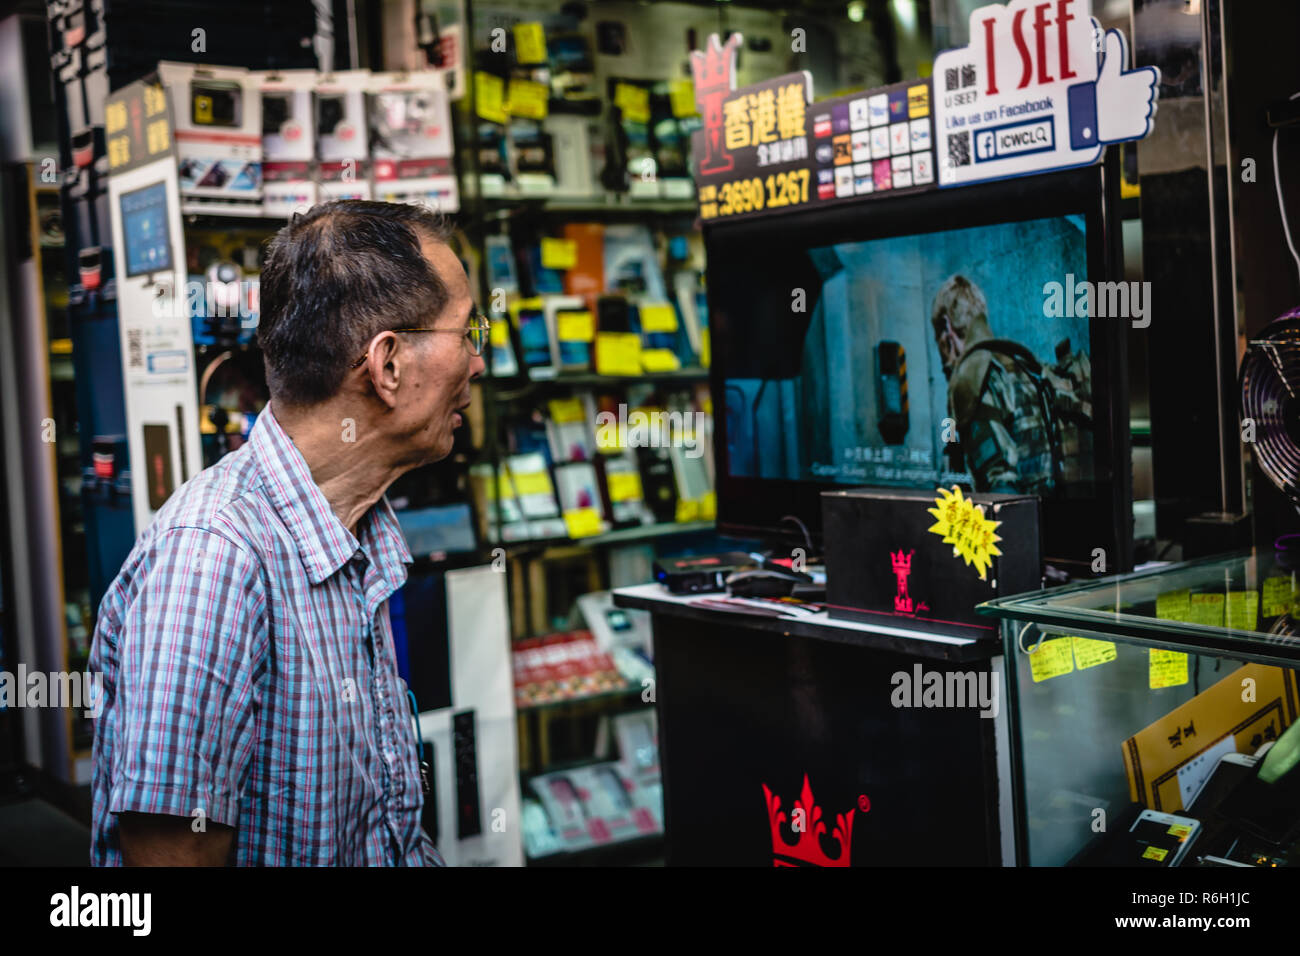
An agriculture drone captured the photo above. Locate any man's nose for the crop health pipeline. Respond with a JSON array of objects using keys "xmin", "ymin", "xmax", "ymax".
[{"xmin": 469, "ymin": 352, "xmax": 487, "ymax": 379}]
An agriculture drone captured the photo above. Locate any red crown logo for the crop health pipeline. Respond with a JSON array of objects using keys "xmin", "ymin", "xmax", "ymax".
[
  {"xmin": 890, "ymin": 549, "xmax": 913, "ymax": 572},
  {"xmin": 689, "ymin": 32, "xmax": 743, "ymax": 94},
  {"xmin": 762, "ymin": 774, "xmax": 854, "ymax": 867}
]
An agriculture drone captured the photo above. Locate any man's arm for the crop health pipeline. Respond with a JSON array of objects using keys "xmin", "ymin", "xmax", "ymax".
[
  {"xmin": 120, "ymin": 813, "xmax": 236, "ymax": 866},
  {"xmin": 104, "ymin": 526, "xmax": 267, "ymax": 866}
]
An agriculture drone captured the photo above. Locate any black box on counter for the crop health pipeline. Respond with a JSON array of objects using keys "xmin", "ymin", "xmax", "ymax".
[{"xmin": 821, "ymin": 486, "xmax": 1040, "ymax": 640}]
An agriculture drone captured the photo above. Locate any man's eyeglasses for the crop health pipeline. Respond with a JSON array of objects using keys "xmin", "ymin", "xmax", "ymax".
[{"xmin": 349, "ymin": 311, "xmax": 492, "ymax": 369}]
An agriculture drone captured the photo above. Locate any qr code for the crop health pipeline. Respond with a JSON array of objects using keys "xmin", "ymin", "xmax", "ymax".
[
  {"xmin": 127, "ymin": 329, "xmax": 143, "ymax": 368},
  {"xmin": 947, "ymin": 131, "xmax": 971, "ymax": 167}
]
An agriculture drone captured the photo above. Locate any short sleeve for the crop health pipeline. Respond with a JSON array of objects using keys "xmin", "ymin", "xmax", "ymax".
[{"xmin": 107, "ymin": 526, "xmax": 267, "ymax": 829}]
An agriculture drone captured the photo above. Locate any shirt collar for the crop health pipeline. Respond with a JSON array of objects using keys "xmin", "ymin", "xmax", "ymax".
[{"xmin": 249, "ymin": 404, "xmax": 413, "ymax": 586}]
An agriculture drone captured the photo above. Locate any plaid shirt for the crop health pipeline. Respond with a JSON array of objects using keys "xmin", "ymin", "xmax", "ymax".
[{"xmin": 90, "ymin": 405, "xmax": 435, "ymax": 865}]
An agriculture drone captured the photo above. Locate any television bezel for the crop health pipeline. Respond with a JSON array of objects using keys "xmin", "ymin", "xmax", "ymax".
[{"xmin": 705, "ymin": 161, "xmax": 1131, "ymax": 573}]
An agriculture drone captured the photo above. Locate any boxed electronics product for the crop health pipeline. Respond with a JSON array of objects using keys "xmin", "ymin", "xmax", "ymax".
[
  {"xmin": 822, "ymin": 486, "xmax": 1040, "ymax": 640},
  {"xmin": 254, "ymin": 70, "xmax": 317, "ymax": 217},
  {"xmin": 367, "ymin": 71, "xmax": 458, "ymax": 212},
  {"xmin": 158, "ymin": 62, "xmax": 262, "ymax": 212},
  {"xmin": 1122, "ymin": 663, "xmax": 1300, "ymax": 812},
  {"xmin": 543, "ymin": 114, "xmax": 603, "ymax": 199},
  {"xmin": 315, "ymin": 70, "xmax": 371, "ymax": 200}
]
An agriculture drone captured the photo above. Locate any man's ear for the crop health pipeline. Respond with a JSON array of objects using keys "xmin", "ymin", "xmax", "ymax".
[{"xmin": 363, "ymin": 331, "xmax": 403, "ymax": 409}]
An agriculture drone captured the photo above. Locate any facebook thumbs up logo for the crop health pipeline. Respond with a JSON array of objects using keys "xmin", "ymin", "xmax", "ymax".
[{"xmin": 1067, "ymin": 26, "xmax": 1159, "ymax": 151}]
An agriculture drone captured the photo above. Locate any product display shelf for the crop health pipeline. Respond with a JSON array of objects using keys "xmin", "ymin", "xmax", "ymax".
[{"xmin": 979, "ymin": 551, "xmax": 1300, "ymax": 867}]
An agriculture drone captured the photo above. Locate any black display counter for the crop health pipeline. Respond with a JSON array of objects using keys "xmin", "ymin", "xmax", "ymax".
[{"xmin": 613, "ymin": 584, "xmax": 1013, "ymax": 866}]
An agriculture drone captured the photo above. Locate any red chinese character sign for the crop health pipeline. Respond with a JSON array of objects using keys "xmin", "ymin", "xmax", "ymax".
[{"xmin": 932, "ymin": 0, "xmax": 1159, "ymax": 185}]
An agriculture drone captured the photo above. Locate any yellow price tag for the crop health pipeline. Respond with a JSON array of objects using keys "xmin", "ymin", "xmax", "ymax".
[
  {"xmin": 669, "ymin": 78, "xmax": 697, "ymax": 117},
  {"xmin": 511, "ymin": 470, "xmax": 553, "ymax": 497},
  {"xmin": 557, "ymin": 310, "xmax": 594, "ymax": 342},
  {"xmin": 194, "ymin": 94, "xmax": 213, "ymax": 124},
  {"xmin": 489, "ymin": 316, "xmax": 509, "ymax": 347},
  {"xmin": 1188, "ymin": 593, "xmax": 1225, "ymax": 627},
  {"xmin": 1262, "ymin": 577, "xmax": 1295, "ymax": 618},
  {"xmin": 507, "ymin": 78, "xmax": 548, "ymax": 119},
  {"xmin": 1142, "ymin": 846, "xmax": 1168, "ymax": 862},
  {"xmin": 107, "ymin": 136, "xmax": 130, "ymax": 170},
  {"xmin": 1149, "ymin": 649, "xmax": 1189, "ymax": 689},
  {"xmin": 639, "ymin": 303, "xmax": 678, "ymax": 333},
  {"xmin": 698, "ymin": 490, "xmax": 716, "ymax": 521},
  {"xmin": 475, "ymin": 72, "xmax": 508, "ymax": 124},
  {"xmin": 1028, "ymin": 638, "xmax": 1074, "ymax": 683},
  {"xmin": 1071, "ymin": 636, "xmax": 1117, "ymax": 670},
  {"xmin": 700, "ymin": 330, "xmax": 711, "ymax": 369},
  {"xmin": 146, "ymin": 119, "xmax": 170, "ymax": 155},
  {"xmin": 1155, "ymin": 588, "xmax": 1190, "ymax": 621},
  {"xmin": 614, "ymin": 83, "xmax": 650, "ymax": 123},
  {"xmin": 540, "ymin": 237, "xmax": 577, "ymax": 270},
  {"xmin": 563, "ymin": 507, "xmax": 603, "ymax": 538},
  {"xmin": 1168, "ymin": 824, "xmax": 1192, "ymax": 839},
  {"xmin": 1225, "ymin": 590, "xmax": 1259, "ymax": 631},
  {"xmin": 514, "ymin": 22, "xmax": 548, "ymax": 65},
  {"xmin": 548, "ymin": 397, "xmax": 586, "ymax": 424},
  {"xmin": 640, "ymin": 349, "xmax": 681, "ymax": 372},
  {"xmin": 607, "ymin": 472, "xmax": 643, "ymax": 503},
  {"xmin": 595, "ymin": 332, "xmax": 642, "ymax": 376},
  {"xmin": 106, "ymin": 101, "xmax": 128, "ymax": 135},
  {"xmin": 675, "ymin": 497, "xmax": 700, "ymax": 523}
]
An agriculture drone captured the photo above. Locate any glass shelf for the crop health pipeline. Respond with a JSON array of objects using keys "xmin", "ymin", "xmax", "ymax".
[{"xmin": 978, "ymin": 551, "xmax": 1300, "ymax": 667}]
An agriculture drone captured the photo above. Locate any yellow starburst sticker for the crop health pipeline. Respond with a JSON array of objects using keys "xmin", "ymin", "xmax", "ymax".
[{"xmin": 925, "ymin": 486, "xmax": 1002, "ymax": 581}]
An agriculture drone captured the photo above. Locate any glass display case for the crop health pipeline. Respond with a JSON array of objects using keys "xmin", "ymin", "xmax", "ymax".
[{"xmin": 980, "ymin": 552, "xmax": 1300, "ymax": 867}]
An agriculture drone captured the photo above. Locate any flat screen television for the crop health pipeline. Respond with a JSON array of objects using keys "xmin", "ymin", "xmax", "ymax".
[
  {"xmin": 120, "ymin": 181, "xmax": 173, "ymax": 278},
  {"xmin": 706, "ymin": 164, "xmax": 1130, "ymax": 571}
]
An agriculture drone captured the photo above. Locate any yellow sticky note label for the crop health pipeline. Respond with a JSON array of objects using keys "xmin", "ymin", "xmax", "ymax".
[
  {"xmin": 1188, "ymin": 593, "xmax": 1225, "ymax": 628},
  {"xmin": 1028, "ymin": 638, "xmax": 1074, "ymax": 683},
  {"xmin": 1149, "ymin": 648, "xmax": 1189, "ymax": 689},
  {"xmin": 475, "ymin": 72, "xmax": 508, "ymax": 124},
  {"xmin": 639, "ymin": 303, "xmax": 679, "ymax": 333},
  {"xmin": 640, "ymin": 349, "xmax": 681, "ymax": 372},
  {"xmin": 607, "ymin": 471, "xmax": 643, "ymax": 503},
  {"xmin": 507, "ymin": 78, "xmax": 548, "ymax": 119},
  {"xmin": 614, "ymin": 83, "xmax": 650, "ymax": 124},
  {"xmin": 548, "ymin": 397, "xmax": 585, "ymax": 424},
  {"xmin": 557, "ymin": 310, "xmax": 594, "ymax": 342},
  {"xmin": 595, "ymin": 332, "xmax": 642, "ymax": 376},
  {"xmin": 514, "ymin": 22, "xmax": 548, "ymax": 65},
  {"xmin": 489, "ymin": 316, "xmax": 509, "ymax": 347},
  {"xmin": 675, "ymin": 497, "xmax": 700, "ymax": 523},
  {"xmin": 540, "ymin": 237, "xmax": 577, "ymax": 270},
  {"xmin": 564, "ymin": 507, "xmax": 602, "ymax": 538},
  {"xmin": 194, "ymin": 94, "xmax": 213, "ymax": 123},
  {"xmin": 1071, "ymin": 636, "xmax": 1117, "ymax": 670},
  {"xmin": 494, "ymin": 474, "xmax": 515, "ymax": 500},
  {"xmin": 1168, "ymin": 824, "xmax": 1192, "ymax": 839},
  {"xmin": 106, "ymin": 101, "xmax": 128, "ymax": 135},
  {"xmin": 907, "ymin": 84, "xmax": 930, "ymax": 118},
  {"xmin": 669, "ymin": 78, "xmax": 697, "ymax": 117},
  {"xmin": 1262, "ymin": 576, "xmax": 1295, "ymax": 618},
  {"xmin": 1142, "ymin": 846, "xmax": 1168, "ymax": 862},
  {"xmin": 698, "ymin": 490, "xmax": 716, "ymax": 521},
  {"xmin": 511, "ymin": 469, "xmax": 553, "ymax": 497},
  {"xmin": 1225, "ymin": 590, "xmax": 1259, "ymax": 631},
  {"xmin": 926, "ymin": 485, "xmax": 1002, "ymax": 581},
  {"xmin": 1155, "ymin": 588, "xmax": 1190, "ymax": 621}
]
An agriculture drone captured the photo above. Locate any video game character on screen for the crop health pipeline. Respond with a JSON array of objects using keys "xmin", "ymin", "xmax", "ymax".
[{"xmin": 930, "ymin": 274, "xmax": 1092, "ymax": 496}]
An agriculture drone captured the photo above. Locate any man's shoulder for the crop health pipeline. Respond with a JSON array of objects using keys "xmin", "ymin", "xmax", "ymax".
[{"xmin": 137, "ymin": 445, "xmax": 273, "ymax": 560}]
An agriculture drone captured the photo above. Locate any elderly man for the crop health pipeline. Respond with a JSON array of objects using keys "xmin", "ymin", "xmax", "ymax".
[{"xmin": 89, "ymin": 200, "xmax": 487, "ymax": 865}]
